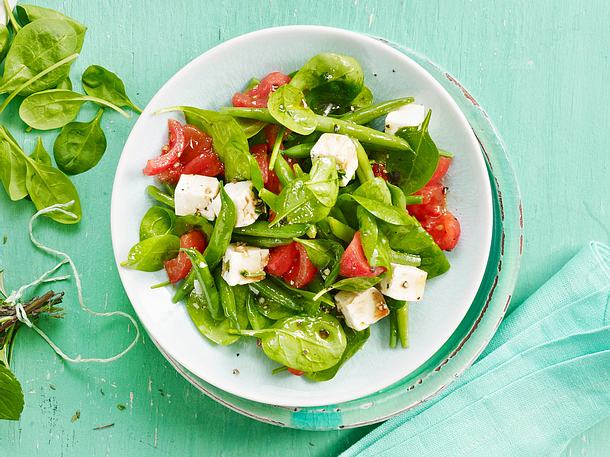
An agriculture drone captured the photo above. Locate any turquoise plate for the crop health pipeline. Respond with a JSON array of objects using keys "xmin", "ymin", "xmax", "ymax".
[{"xmin": 149, "ymin": 36, "xmax": 523, "ymax": 430}]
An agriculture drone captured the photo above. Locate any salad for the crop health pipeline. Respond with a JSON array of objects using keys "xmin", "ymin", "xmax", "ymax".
[{"xmin": 122, "ymin": 53, "xmax": 461, "ymax": 381}]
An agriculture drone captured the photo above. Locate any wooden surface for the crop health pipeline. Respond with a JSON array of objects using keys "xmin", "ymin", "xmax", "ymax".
[{"xmin": 1, "ymin": 0, "xmax": 609, "ymax": 455}]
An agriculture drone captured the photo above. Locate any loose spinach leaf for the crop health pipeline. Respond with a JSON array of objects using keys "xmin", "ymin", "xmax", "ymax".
[
  {"xmin": 232, "ymin": 221, "xmax": 308, "ymax": 238},
  {"xmin": 121, "ymin": 234, "xmax": 179, "ymax": 271},
  {"xmin": 246, "ymin": 292, "xmax": 273, "ymax": 329},
  {"xmin": 357, "ymin": 206, "xmax": 392, "ymax": 270},
  {"xmin": 387, "ymin": 182, "xmax": 407, "ymax": 209},
  {"xmin": 0, "ymin": 25, "xmax": 9, "ymax": 61},
  {"xmin": 0, "ymin": 18, "xmax": 83, "ymax": 95},
  {"xmin": 236, "ymin": 117, "xmax": 266, "ymax": 139},
  {"xmin": 20, "ymin": 89, "xmax": 127, "ymax": 130},
  {"xmin": 306, "ymin": 327, "xmax": 369, "ymax": 382},
  {"xmin": 174, "ymin": 214, "xmax": 213, "ymax": 238},
  {"xmin": 81, "ymin": 65, "xmax": 142, "ymax": 113},
  {"xmin": 350, "ymin": 194, "xmax": 412, "ymax": 225},
  {"xmin": 295, "ymin": 238, "xmax": 344, "ymax": 286},
  {"xmin": 349, "ymin": 85, "xmax": 373, "ymax": 111},
  {"xmin": 29, "ymin": 137, "xmax": 51, "ymax": 165},
  {"xmin": 235, "ymin": 315, "xmax": 347, "ymax": 372},
  {"xmin": 146, "ymin": 185, "xmax": 174, "ymax": 209},
  {"xmin": 381, "ymin": 219, "xmax": 450, "ymax": 278},
  {"xmin": 139, "ymin": 206, "xmax": 175, "ymax": 240},
  {"xmin": 165, "ymin": 106, "xmax": 251, "ymax": 181},
  {"xmin": 326, "ymin": 216, "xmax": 356, "ymax": 243},
  {"xmin": 186, "ymin": 292, "xmax": 240, "ymax": 345},
  {"xmin": 290, "ymin": 53, "xmax": 364, "ymax": 114},
  {"xmin": 255, "ymin": 298, "xmax": 296, "ymax": 320},
  {"xmin": 354, "ymin": 177, "xmax": 392, "ymax": 204},
  {"xmin": 305, "ymin": 156, "xmax": 339, "ymax": 207},
  {"xmin": 16, "ymin": 4, "xmax": 87, "ymax": 48},
  {"xmin": 0, "ymin": 126, "xmax": 28, "ymax": 201},
  {"xmin": 328, "ymin": 276, "xmax": 382, "ymax": 293},
  {"xmin": 0, "ymin": 363, "xmax": 24, "ymax": 420},
  {"xmin": 267, "ymin": 84, "xmax": 316, "ymax": 135},
  {"xmin": 55, "ymin": 76, "xmax": 72, "ymax": 90},
  {"xmin": 53, "ymin": 109, "xmax": 106, "ymax": 175}
]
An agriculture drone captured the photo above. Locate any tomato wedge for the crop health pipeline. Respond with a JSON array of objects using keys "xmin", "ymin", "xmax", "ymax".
[
  {"xmin": 372, "ymin": 162, "xmax": 389, "ymax": 181},
  {"xmin": 287, "ymin": 368, "xmax": 305, "ymax": 376},
  {"xmin": 232, "ymin": 72, "xmax": 291, "ymax": 108},
  {"xmin": 420, "ymin": 212, "xmax": 461, "ymax": 251},
  {"xmin": 181, "ymin": 150, "xmax": 224, "ymax": 176},
  {"xmin": 180, "ymin": 124, "xmax": 214, "ymax": 164},
  {"xmin": 428, "ymin": 156, "xmax": 452, "ymax": 184},
  {"xmin": 282, "ymin": 243, "xmax": 316, "ymax": 289},
  {"xmin": 339, "ymin": 232, "xmax": 386, "ymax": 278},
  {"xmin": 266, "ymin": 243, "xmax": 298, "ymax": 277},
  {"xmin": 143, "ymin": 119, "xmax": 185, "ymax": 175},
  {"xmin": 251, "ymin": 143, "xmax": 282, "ymax": 194},
  {"xmin": 164, "ymin": 230, "xmax": 207, "ymax": 283}
]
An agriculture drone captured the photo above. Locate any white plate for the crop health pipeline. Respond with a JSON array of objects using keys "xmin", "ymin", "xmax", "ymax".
[{"xmin": 111, "ymin": 26, "xmax": 492, "ymax": 407}]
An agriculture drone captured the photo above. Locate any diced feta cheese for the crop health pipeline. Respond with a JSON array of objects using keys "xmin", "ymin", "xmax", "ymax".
[
  {"xmin": 335, "ymin": 287, "xmax": 389, "ymax": 331},
  {"xmin": 378, "ymin": 263, "xmax": 427, "ymax": 301},
  {"xmin": 174, "ymin": 174, "xmax": 220, "ymax": 219},
  {"xmin": 384, "ymin": 103, "xmax": 427, "ymax": 135},
  {"xmin": 310, "ymin": 133, "xmax": 358, "ymax": 187},
  {"xmin": 221, "ymin": 244, "xmax": 270, "ymax": 286},
  {"xmin": 212, "ymin": 180, "xmax": 259, "ymax": 227}
]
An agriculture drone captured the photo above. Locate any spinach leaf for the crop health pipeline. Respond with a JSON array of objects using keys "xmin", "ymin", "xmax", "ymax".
[
  {"xmin": 182, "ymin": 248, "xmax": 222, "ymax": 321},
  {"xmin": 164, "ymin": 106, "xmax": 251, "ymax": 181},
  {"xmin": 236, "ymin": 117, "xmax": 266, "ymax": 138},
  {"xmin": 387, "ymin": 182, "xmax": 407, "ymax": 209},
  {"xmin": 0, "ymin": 25, "xmax": 9, "ymax": 61},
  {"xmin": 81, "ymin": 65, "xmax": 142, "ymax": 113},
  {"xmin": 146, "ymin": 185, "xmax": 174, "ymax": 209},
  {"xmin": 306, "ymin": 327, "xmax": 369, "ymax": 382},
  {"xmin": 16, "ymin": 4, "xmax": 87, "ymax": 48},
  {"xmin": 382, "ymin": 110, "xmax": 440, "ymax": 195},
  {"xmin": 327, "ymin": 276, "xmax": 382, "ymax": 293},
  {"xmin": 55, "ymin": 77, "xmax": 72, "ymax": 90},
  {"xmin": 255, "ymin": 298, "xmax": 296, "ymax": 320},
  {"xmin": 53, "ymin": 109, "xmax": 106, "ymax": 175},
  {"xmin": 267, "ymin": 84, "xmax": 316, "ymax": 135},
  {"xmin": 20, "ymin": 89, "xmax": 128, "ymax": 130},
  {"xmin": 29, "ymin": 137, "xmax": 51, "ymax": 165},
  {"xmin": 350, "ymin": 194, "xmax": 412, "ymax": 225},
  {"xmin": 357, "ymin": 206, "xmax": 392, "ymax": 270},
  {"xmin": 349, "ymin": 85, "xmax": 373, "ymax": 111},
  {"xmin": 174, "ymin": 214, "xmax": 213, "ymax": 238},
  {"xmin": 290, "ymin": 53, "xmax": 364, "ymax": 114},
  {"xmin": 235, "ymin": 315, "xmax": 347, "ymax": 372},
  {"xmin": 0, "ymin": 362, "xmax": 24, "ymax": 420},
  {"xmin": 381, "ymin": 219, "xmax": 450, "ymax": 278},
  {"xmin": 354, "ymin": 177, "xmax": 392, "ymax": 204},
  {"xmin": 186, "ymin": 292, "xmax": 239, "ymax": 345},
  {"xmin": 0, "ymin": 126, "xmax": 28, "ymax": 201},
  {"xmin": 216, "ymin": 274, "xmax": 239, "ymax": 329},
  {"xmin": 246, "ymin": 292, "xmax": 273, "ymax": 329},
  {"xmin": 305, "ymin": 156, "xmax": 339, "ymax": 207},
  {"xmin": 232, "ymin": 221, "xmax": 308, "ymax": 238},
  {"xmin": 326, "ymin": 216, "xmax": 356, "ymax": 243},
  {"xmin": 0, "ymin": 19, "xmax": 83, "ymax": 95},
  {"xmin": 139, "ymin": 206, "xmax": 175, "ymax": 240},
  {"xmin": 295, "ymin": 238, "xmax": 344, "ymax": 286},
  {"xmin": 121, "ymin": 234, "xmax": 180, "ymax": 271}
]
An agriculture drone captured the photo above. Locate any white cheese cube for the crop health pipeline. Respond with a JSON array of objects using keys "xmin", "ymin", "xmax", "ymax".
[
  {"xmin": 310, "ymin": 133, "xmax": 358, "ymax": 187},
  {"xmin": 384, "ymin": 103, "xmax": 427, "ymax": 135},
  {"xmin": 212, "ymin": 180, "xmax": 259, "ymax": 227},
  {"xmin": 378, "ymin": 263, "xmax": 427, "ymax": 301},
  {"xmin": 221, "ymin": 244, "xmax": 270, "ymax": 286},
  {"xmin": 174, "ymin": 174, "xmax": 220, "ymax": 219},
  {"xmin": 335, "ymin": 287, "xmax": 389, "ymax": 331}
]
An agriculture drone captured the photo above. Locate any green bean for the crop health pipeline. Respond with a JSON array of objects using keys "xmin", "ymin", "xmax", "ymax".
[
  {"xmin": 387, "ymin": 182, "xmax": 407, "ymax": 209},
  {"xmin": 231, "ymin": 235, "xmax": 292, "ymax": 248},
  {"xmin": 216, "ymin": 274, "xmax": 239, "ymax": 329},
  {"xmin": 245, "ymin": 292, "xmax": 273, "ymax": 330},
  {"xmin": 339, "ymin": 97, "xmax": 414, "ymax": 124},
  {"xmin": 249, "ymin": 278, "xmax": 302, "ymax": 311},
  {"xmin": 204, "ymin": 184, "xmax": 237, "ymax": 269},
  {"xmin": 327, "ymin": 216, "xmax": 356, "ymax": 243},
  {"xmin": 233, "ymin": 221, "xmax": 308, "ymax": 238},
  {"xmin": 181, "ymin": 248, "xmax": 221, "ymax": 320},
  {"xmin": 280, "ymin": 277, "xmax": 334, "ymax": 308},
  {"xmin": 172, "ymin": 272, "xmax": 194, "ymax": 303},
  {"xmin": 282, "ymin": 143, "xmax": 314, "ymax": 159},
  {"xmin": 221, "ymin": 107, "xmax": 275, "ymax": 122},
  {"xmin": 354, "ymin": 139, "xmax": 374, "ymax": 183},
  {"xmin": 273, "ymin": 153, "xmax": 295, "ymax": 187},
  {"xmin": 258, "ymin": 188, "xmax": 278, "ymax": 211},
  {"xmin": 390, "ymin": 251, "xmax": 421, "ymax": 266},
  {"xmin": 146, "ymin": 185, "xmax": 174, "ymax": 208},
  {"xmin": 389, "ymin": 312, "xmax": 397, "ymax": 348},
  {"xmin": 404, "ymin": 195, "xmax": 423, "ymax": 205},
  {"xmin": 396, "ymin": 303, "xmax": 409, "ymax": 348}
]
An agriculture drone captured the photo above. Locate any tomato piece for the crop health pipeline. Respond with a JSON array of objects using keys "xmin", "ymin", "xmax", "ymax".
[
  {"xmin": 287, "ymin": 368, "xmax": 305, "ymax": 376},
  {"xmin": 266, "ymin": 242, "xmax": 298, "ymax": 277},
  {"xmin": 144, "ymin": 120, "xmax": 185, "ymax": 175},
  {"xmin": 372, "ymin": 162, "xmax": 389, "ymax": 181},
  {"xmin": 181, "ymin": 150, "xmax": 224, "ymax": 176},
  {"xmin": 282, "ymin": 243, "xmax": 317, "ymax": 289},
  {"xmin": 157, "ymin": 162, "xmax": 184, "ymax": 184},
  {"xmin": 339, "ymin": 232, "xmax": 385, "ymax": 278},
  {"xmin": 420, "ymin": 212, "xmax": 461, "ymax": 251},
  {"xmin": 408, "ymin": 183, "xmax": 446, "ymax": 219},
  {"xmin": 164, "ymin": 230, "xmax": 207, "ymax": 283},
  {"xmin": 251, "ymin": 143, "xmax": 282, "ymax": 194},
  {"xmin": 428, "ymin": 156, "xmax": 452, "ymax": 184},
  {"xmin": 232, "ymin": 72, "xmax": 291, "ymax": 108},
  {"xmin": 180, "ymin": 124, "xmax": 214, "ymax": 164}
]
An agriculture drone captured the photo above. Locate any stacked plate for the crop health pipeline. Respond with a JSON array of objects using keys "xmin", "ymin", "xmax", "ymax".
[{"xmin": 111, "ymin": 26, "xmax": 522, "ymax": 430}]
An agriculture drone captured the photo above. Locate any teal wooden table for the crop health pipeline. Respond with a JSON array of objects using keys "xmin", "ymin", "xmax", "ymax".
[{"xmin": 1, "ymin": 1, "xmax": 609, "ymax": 455}]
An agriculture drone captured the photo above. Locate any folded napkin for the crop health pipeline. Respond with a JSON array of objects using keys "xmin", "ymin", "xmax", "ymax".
[{"xmin": 342, "ymin": 241, "xmax": 610, "ymax": 457}]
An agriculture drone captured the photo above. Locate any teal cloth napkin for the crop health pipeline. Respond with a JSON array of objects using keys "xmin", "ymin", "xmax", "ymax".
[{"xmin": 342, "ymin": 241, "xmax": 610, "ymax": 457}]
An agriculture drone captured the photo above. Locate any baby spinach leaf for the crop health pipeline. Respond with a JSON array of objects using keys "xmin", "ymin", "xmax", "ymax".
[
  {"xmin": 16, "ymin": 4, "xmax": 87, "ymax": 48},
  {"xmin": 295, "ymin": 238, "xmax": 344, "ymax": 286},
  {"xmin": 381, "ymin": 219, "xmax": 450, "ymax": 278},
  {"xmin": 182, "ymin": 248, "xmax": 222, "ymax": 321},
  {"xmin": 267, "ymin": 84, "xmax": 316, "ymax": 135},
  {"xmin": 354, "ymin": 177, "xmax": 392, "ymax": 204},
  {"xmin": 349, "ymin": 85, "xmax": 373, "ymax": 111},
  {"xmin": 255, "ymin": 298, "xmax": 296, "ymax": 320},
  {"xmin": 290, "ymin": 53, "xmax": 364, "ymax": 114},
  {"xmin": 0, "ymin": 19, "xmax": 83, "ymax": 96},
  {"xmin": 0, "ymin": 126, "xmax": 28, "ymax": 201},
  {"xmin": 305, "ymin": 156, "xmax": 339, "ymax": 207},
  {"xmin": 139, "ymin": 206, "xmax": 175, "ymax": 240},
  {"xmin": 174, "ymin": 214, "xmax": 213, "ymax": 238},
  {"xmin": 246, "ymin": 292, "xmax": 273, "ymax": 329},
  {"xmin": 186, "ymin": 292, "xmax": 239, "ymax": 345},
  {"xmin": 350, "ymin": 194, "xmax": 412, "ymax": 225},
  {"xmin": 232, "ymin": 221, "xmax": 308, "ymax": 238},
  {"xmin": 163, "ymin": 106, "xmax": 251, "ymax": 181},
  {"xmin": 236, "ymin": 118, "xmax": 266, "ymax": 139},
  {"xmin": 0, "ymin": 363, "xmax": 24, "ymax": 420},
  {"xmin": 387, "ymin": 182, "xmax": 407, "ymax": 209},
  {"xmin": 29, "ymin": 137, "xmax": 51, "ymax": 165},
  {"xmin": 53, "ymin": 109, "xmax": 106, "ymax": 175},
  {"xmin": 146, "ymin": 185, "xmax": 174, "ymax": 209},
  {"xmin": 121, "ymin": 234, "xmax": 179, "ymax": 271},
  {"xmin": 357, "ymin": 206, "xmax": 392, "ymax": 270},
  {"xmin": 81, "ymin": 65, "xmax": 142, "ymax": 113},
  {"xmin": 234, "ymin": 315, "xmax": 347, "ymax": 372},
  {"xmin": 327, "ymin": 276, "xmax": 382, "ymax": 293},
  {"xmin": 306, "ymin": 327, "xmax": 369, "ymax": 382},
  {"xmin": 55, "ymin": 77, "xmax": 72, "ymax": 90},
  {"xmin": 20, "ymin": 89, "xmax": 128, "ymax": 130},
  {"xmin": 0, "ymin": 25, "xmax": 9, "ymax": 61},
  {"xmin": 326, "ymin": 216, "xmax": 356, "ymax": 243}
]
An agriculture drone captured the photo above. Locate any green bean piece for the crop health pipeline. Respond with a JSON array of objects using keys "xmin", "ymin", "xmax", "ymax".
[
  {"xmin": 231, "ymin": 235, "xmax": 292, "ymax": 248},
  {"xmin": 181, "ymin": 248, "xmax": 222, "ymax": 320},
  {"xmin": 204, "ymin": 185, "xmax": 237, "ymax": 269},
  {"xmin": 404, "ymin": 195, "xmax": 423, "ymax": 205},
  {"xmin": 245, "ymin": 292, "xmax": 273, "ymax": 330},
  {"xmin": 282, "ymin": 143, "xmax": 314, "ymax": 159},
  {"xmin": 327, "ymin": 216, "xmax": 356, "ymax": 243},
  {"xmin": 249, "ymin": 279, "xmax": 302, "ymax": 311},
  {"xmin": 340, "ymin": 97, "xmax": 414, "ymax": 124},
  {"xmin": 389, "ymin": 312, "xmax": 398, "ymax": 348},
  {"xmin": 221, "ymin": 107, "xmax": 275, "ymax": 123},
  {"xmin": 439, "ymin": 149, "xmax": 454, "ymax": 158},
  {"xmin": 396, "ymin": 303, "xmax": 409, "ymax": 348},
  {"xmin": 273, "ymin": 153, "xmax": 295, "ymax": 187},
  {"xmin": 233, "ymin": 221, "xmax": 309, "ymax": 238},
  {"xmin": 172, "ymin": 271, "xmax": 194, "ymax": 303},
  {"xmin": 387, "ymin": 182, "xmax": 407, "ymax": 209},
  {"xmin": 146, "ymin": 185, "xmax": 174, "ymax": 208},
  {"xmin": 216, "ymin": 274, "xmax": 239, "ymax": 329},
  {"xmin": 390, "ymin": 251, "xmax": 421, "ymax": 266},
  {"xmin": 354, "ymin": 139, "xmax": 374, "ymax": 183}
]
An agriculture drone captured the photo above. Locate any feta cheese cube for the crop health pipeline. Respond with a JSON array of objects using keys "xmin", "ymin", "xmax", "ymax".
[
  {"xmin": 212, "ymin": 180, "xmax": 259, "ymax": 227},
  {"xmin": 310, "ymin": 133, "xmax": 358, "ymax": 187},
  {"xmin": 221, "ymin": 244, "xmax": 270, "ymax": 286},
  {"xmin": 384, "ymin": 103, "xmax": 427, "ymax": 135},
  {"xmin": 335, "ymin": 287, "xmax": 389, "ymax": 331},
  {"xmin": 378, "ymin": 263, "xmax": 427, "ymax": 301},
  {"xmin": 174, "ymin": 174, "xmax": 220, "ymax": 219}
]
